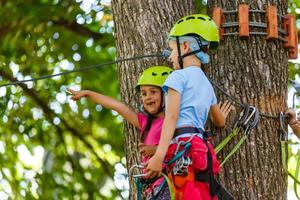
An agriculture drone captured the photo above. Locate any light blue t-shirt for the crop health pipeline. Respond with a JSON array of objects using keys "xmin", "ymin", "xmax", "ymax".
[{"xmin": 162, "ymin": 66, "xmax": 217, "ymax": 131}]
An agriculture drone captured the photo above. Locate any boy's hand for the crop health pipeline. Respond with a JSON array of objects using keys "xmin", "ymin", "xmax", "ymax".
[
  {"xmin": 218, "ymin": 100, "xmax": 234, "ymax": 119},
  {"xmin": 145, "ymin": 153, "xmax": 163, "ymax": 178},
  {"xmin": 138, "ymin": 143, "xmax": 157, "ymax": 157},
  {"xmin": 68, "ymin": 89, "xmax": 88, "ymax": 101}
]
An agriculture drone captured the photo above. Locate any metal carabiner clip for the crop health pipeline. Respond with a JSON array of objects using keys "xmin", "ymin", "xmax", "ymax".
[
  {"xmin": 279, "ymin": 112, "xmax": 288, "ymax": 141},
  {"xmin": 129, "ymin": 164, "xmax": 146, "ymax": 179}
]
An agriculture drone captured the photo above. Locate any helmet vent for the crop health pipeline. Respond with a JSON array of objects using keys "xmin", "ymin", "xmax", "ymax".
[
  {"xmin": 197, "ymin": 17, "xmax": 206, "ymax": 21},
  {"xmin": 177, "ymin": 19, "xmax": 184, "ymax": 24},
  {"xmin": 152, "ymin": 72, "xmax": 157, "ymax": 76},
  {"xmin": 186, "ymin": 16, "xmax": 195, "ymax": 20},
  {"xmin": 161, "ymin": 72, "xmax": 169, "ymax": 76}
]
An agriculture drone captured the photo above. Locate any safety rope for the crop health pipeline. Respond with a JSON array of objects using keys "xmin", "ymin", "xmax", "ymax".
[
  {"xmin": 0, "ymin": 51, "xmax": 286, "ymax": 120},
  {"xmin": 279, "ymin": 112, "xmax": 300, "ymax": 200},
  {"xmin": 215, "ymin": 105, "xmax": 260, "ymax": 166},
  {"xmin": 128, "ymin": 164, "xmax": 175, "ymax": 200},
  {"xmin": 0, "ymin": 53, "xmax": 166, "ymax": 88}
]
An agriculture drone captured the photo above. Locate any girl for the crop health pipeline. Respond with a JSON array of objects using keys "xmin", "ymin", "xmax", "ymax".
[
  {"xmin": 146, "ymin": 14, "xmax": 228, "ymax": 199},
  {"xmin": 68, "ymin": 66, "xmax": 173, "ymax": 199}
]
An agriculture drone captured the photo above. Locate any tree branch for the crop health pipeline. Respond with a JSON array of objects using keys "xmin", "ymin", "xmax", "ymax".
[
  {"xmin": 0, "ymin": 18, "xmax": 113, "ymax": 42},
  {"xmin": 52, "ymin": 18, "xmax": 113, "ymax": 42},
  {"xmin": 0, "ymin": 70, "xmax": 113, "ymax": 177}
]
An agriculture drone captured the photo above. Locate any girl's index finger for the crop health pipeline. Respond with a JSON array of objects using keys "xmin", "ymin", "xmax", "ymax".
[{"xmin": 66, "ymin": 88, "xmax": 78, "ymax": 95}]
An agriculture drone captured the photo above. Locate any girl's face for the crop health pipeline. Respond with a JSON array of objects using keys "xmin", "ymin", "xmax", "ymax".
[{"xmin": 140, "ymin": 85, "xmax": 163, "ymax": 115}]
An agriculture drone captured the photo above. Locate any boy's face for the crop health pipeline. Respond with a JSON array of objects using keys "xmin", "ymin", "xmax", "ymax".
[
  {"xmin": 168, "ymin": 40, "xmax": 180, "ymax": 70},
  {"xmin": 140, "ymin": 85, "xmax": 163, "ymax": 115},
  {"xmin": 168, "ymin": 40, "xmax": 189, "ymax": 70}
]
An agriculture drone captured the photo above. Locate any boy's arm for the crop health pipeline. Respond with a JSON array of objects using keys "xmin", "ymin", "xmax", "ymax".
[
  {"xmin": 69, "ymin": 89, "xmax": 140, "ymax": 128},
  {"xmin": 146, "ymin": 88, "xmax": 180, "ymax": 178}
]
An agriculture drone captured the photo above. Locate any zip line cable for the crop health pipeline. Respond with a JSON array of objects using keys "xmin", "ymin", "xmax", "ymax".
[
  {"xmin": 0, "ymin": 50, "xmax": 291, "ymax": 119},
  {"xmin": 210, "ymin": 80, "xmax": 281, "ymax": 119},
  {"xmin": 0, "ymin": 53, "xmax": 165, "ymax": 88}
]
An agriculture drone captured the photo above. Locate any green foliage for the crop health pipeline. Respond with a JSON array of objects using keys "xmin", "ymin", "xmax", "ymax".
[{"xmin": 0, "ymin": 0, "xmax": 124, "ymax": 199}]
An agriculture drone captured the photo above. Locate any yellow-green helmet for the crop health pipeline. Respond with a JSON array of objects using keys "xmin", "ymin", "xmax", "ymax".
[
  {"xmin": 136, "ymin": 66, "xmax": 173, "ymax": 90},
  {"xmin": 169, "ymin": 14, "xmax": 220, "ymax": 50}
]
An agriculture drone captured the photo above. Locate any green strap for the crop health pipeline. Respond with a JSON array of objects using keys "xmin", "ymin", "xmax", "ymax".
[
  {"xmin": 281, "ymin": 141, "xmax": 288, "ymax": 170},
  {"xmin": 215, "ymin": 127, "xmax": 240, "ymax": 154},
  {"xmin": 162, "ymin": 173, "xmax": 175, "ymax": 200},
  {"xmin": 294, "ymin": 150, "xmax": 300, "ymax": 199},
  {"xmin": 220, "ymin": 135, "xmax": 248, "ymax": 167},
  {"xmin": 281, "ymin": 140, "xmax": 300, "ymax": 199},
  {"xmin": 136, "ymin": 178, "xmax": 143, "ymax": 200}
]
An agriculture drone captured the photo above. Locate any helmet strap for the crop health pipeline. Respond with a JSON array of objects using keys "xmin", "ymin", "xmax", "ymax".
[
  {"xmin": 180, "ymin": 36, "xmax": 209, "ymax": 61},
  {"xmin": 176, "ymin": 36, "xmax": 184, "ymax": 69}
]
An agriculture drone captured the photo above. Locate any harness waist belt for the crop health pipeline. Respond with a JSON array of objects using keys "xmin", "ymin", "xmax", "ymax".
[
  {"xmin": 174, "ymin": 127, "xmax": 203, "ymax": 138},
  {"xmin": 174, "ymin": 127, "xmax": 213, "ymax": 138}
]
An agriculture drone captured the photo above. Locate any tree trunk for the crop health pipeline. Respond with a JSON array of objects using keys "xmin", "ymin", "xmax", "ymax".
[
  {"xmin": 207, "ymin": 0, "xmax": 288, "ymax": 199},
  {"xmin": 111, "ymin": 1, "xmax": 195, "ymax": 198}
]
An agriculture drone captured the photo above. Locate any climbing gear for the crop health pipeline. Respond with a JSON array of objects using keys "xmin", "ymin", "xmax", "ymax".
[
  {"xmin": 169, "ymin": 14, "xmax": 220, "ymax": 50},
  {"xmin": 135, "ymin": 66, "xmax": 173, "ymax": 90},
  {"xmin": 171, "ymin": 134, "xmax": 195, "ymax": 177},
  {"xmin": 215, "ymin": 105, "xmax": 252, "ymax": 154},
  {"xmin": 166, "ymin": 128, "xmax": 233, "ymax": 200},
  {"xmin": 129, "ymin": 164, "xmax": 175, "ymax": 200},
  {"xmin": 212, "ymin": 4, "xmax": 298, "ymax": 59},
  {"xmin": 215, "ymin": 105, "xmax": 260, "ymax": 166},
  {"xmin": 279, "ymin": 112, "xmax": 300, "ymax": 200},
  {"xmin": 129, "ymin": 164, "xmax": 148, "ymax": 200}
]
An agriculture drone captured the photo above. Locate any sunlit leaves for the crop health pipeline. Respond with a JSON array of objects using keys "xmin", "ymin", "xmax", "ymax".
[{"xmin": 0, "ymin": 0, "xmax": 122, "ymax": 199}]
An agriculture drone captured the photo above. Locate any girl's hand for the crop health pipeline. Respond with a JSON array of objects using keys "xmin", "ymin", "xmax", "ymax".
[
  {"xmin": 139, "ymin": 143, "xmax": 157, "ymax": 157},
  {"xmin": 68, "ymin": 89, "xmax": 89, "ymax": 101},
  {"xmin": 146, "ymin": 154, "xmax": 163, "ymax": 178}
]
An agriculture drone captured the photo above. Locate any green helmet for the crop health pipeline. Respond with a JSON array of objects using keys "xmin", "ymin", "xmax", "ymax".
[
  {"xmin": 136, "ymin": 66, "xmax": 173, "ymax": 90},
  {"xmin": 169, "ymin": 14, "xmax": 220, "ymax": 50}
]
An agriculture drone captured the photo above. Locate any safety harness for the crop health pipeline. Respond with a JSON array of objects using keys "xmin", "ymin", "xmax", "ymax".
[
  {"xmin": 130, "ymin": 105, "xmax": 262, "ymax": 199},
  {"xmin": 171, "ymin": 127, "xmax": 233, "ymax": 200}
]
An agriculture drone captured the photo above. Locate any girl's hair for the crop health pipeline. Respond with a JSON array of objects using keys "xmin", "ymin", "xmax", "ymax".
[{"xmin": 141, "ymin": 115, "xmax": 154, "ymax": 142}]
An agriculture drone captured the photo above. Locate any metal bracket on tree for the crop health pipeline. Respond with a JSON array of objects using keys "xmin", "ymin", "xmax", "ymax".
[{"xmin": 212, "ymin": 4, "xmax": 298, "ymax": 59}]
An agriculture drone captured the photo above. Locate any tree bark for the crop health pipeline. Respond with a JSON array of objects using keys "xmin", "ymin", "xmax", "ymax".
[
  {"xmin": 111, "ymin": 1, "xmax": 195, "ymax": 198},
  {"xmin": 207, "ymin": 0, "xmax": 288, "ymax": 199}
]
